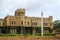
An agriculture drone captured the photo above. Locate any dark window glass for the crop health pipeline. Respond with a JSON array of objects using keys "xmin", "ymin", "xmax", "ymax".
[
  {"xmin": 10, "ymin": 21, "xmax": 16, "ymax": 25},
  {"xmin": 50, "ymin": 23, "xmax": 52, "ymax": 26},
  {"xmin": 12, "ymin": 21, "xmax": 14, "ymax": 24},
  {"xmin": 0, "ymin": 22, "xmax": 1, "ymax": 25},
  {"xmin": 28, "ymin": 22, "xmax": 29, "ymax": 25},
  {"xmin": 3, "ymin": 22, "xmax": 4, "ymax": 25},
  {"xmin": 21, "ymin": 21, "xmax": 23, "ymax": 25},
  {"xmin": 43, "ymin": 23, "xmax": 48, "ymax": 25},
  {"xmin": 36, "ymin": 22, "xmax": 37, "ymax": 25},
  {"xmin": 32, "ymin": 22, "xmax": 37, "ymax": 25}
]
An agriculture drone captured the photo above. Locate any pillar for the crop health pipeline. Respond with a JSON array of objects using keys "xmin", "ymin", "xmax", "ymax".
[
  {"xmin": 21, "ymin": 27, "xmax": 23, "ymax": 34},
  {"xmin": 33, "ymin": 27, "xmax": 36, "ymax": 35}
]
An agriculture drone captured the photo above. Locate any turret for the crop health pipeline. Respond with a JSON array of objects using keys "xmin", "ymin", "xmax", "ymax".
[{"xmin": 15, "ymin": 8, "xmax": 25, "ymax": 16}]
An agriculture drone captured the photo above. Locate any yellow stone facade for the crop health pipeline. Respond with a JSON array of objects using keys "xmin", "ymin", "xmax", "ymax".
[
  {"xmin": 0, "ymin": 8, "xmax": 53, "ymax": 34},
  {"xmin": 0, "ymin": 8, "xmax": 53, "ymax": 28}
]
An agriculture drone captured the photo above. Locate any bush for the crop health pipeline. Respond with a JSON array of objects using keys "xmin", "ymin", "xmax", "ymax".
[
  {"xmin": 0, "ymin": 34, "xmax": 24, "ymax": 36},
  {"xmin": 35, "ymin": 33, "xmax": 55, "ymax": 36},
  {"xmin": 0, "ymin": 33, "xmax": 55, "ymax": 36}
]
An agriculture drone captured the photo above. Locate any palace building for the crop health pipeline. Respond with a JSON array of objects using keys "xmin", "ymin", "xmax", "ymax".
[{"xmin": 0, "ymin": 8, "xmax": 53, "ymax": 34}]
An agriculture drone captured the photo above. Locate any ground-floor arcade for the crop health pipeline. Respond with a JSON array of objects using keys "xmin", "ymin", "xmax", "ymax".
[{"xmin": 0, "ymin": 26, "xmax": 52, "ymax": 34}]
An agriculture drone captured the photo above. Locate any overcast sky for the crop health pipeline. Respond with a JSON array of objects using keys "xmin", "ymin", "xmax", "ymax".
[{"xmin": 0, "ymin": 0, "xmax": 60, "ymax": 21}]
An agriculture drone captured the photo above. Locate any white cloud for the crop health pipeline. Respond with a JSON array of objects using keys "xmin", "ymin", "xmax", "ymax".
[{"xmin": 0, "ymin": 0, "xmax": 60, "ymax": 20}]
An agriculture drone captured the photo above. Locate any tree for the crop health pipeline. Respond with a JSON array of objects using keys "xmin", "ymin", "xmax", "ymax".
[{"xmin": 53, "ymin": 20, "xmax": 60, "ymax": 32}]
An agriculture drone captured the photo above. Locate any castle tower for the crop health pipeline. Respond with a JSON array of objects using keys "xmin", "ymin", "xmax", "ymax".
[{"xmin": 15, "ymin": 8, "xmax": 25, "ymax": 16}]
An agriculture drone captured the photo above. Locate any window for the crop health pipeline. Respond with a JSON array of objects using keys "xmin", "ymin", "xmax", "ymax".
[
  {"xmin": 0, "ymin": 22, "xmax": 1, "ymax": 25},
  {"xmin": 32, "ymin": 22, "xmax": 37, "ymax": 25},
  {"xmin": 3, "ymin": 22, "xmax": 4, "ymax": 25},
  {"xmin": 10, "ymin": 21, "xmax": 16, "ymax": 25},
  {"xmin": 50, "ymin": 23, "xmax": 52, "ymax": 26},
  {"xmin": 35, "ymin": 22, "xmax": 37, "ymax": 25},
  {"xmin": 14, "ymin": 21, "xmax": 16, "ymax": 25},
  {"xmin": 43, "ymin": 23, "xmax": 48, "ymax": 26},
  {"xmin": 21, "ymin": 21, "xmax": 23, "ymax": 25},
  {"xmin": 28, "ymin": 22, "xmax": 29, "ymax": 25},
  {"xmin": 11, "ymin": 21, "xmax": 13, "ymax": 24}
]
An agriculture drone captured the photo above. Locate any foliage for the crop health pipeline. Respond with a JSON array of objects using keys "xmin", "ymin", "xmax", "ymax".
[
  {"xmin": 0, "ymin": 34, "xmax": 24, "ymax": 36},
  {"xmin": 53, "ymin": 20, "xmax": 60, "ymax": 29},
  {"xmin": 0, "ymin": 33, "xmax": 55, "ymax": 36}
]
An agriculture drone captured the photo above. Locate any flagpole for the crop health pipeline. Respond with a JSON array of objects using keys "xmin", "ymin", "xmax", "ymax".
[{"xmin": 41, "ymin": 12, "xmax": 43, "ymax": 36}]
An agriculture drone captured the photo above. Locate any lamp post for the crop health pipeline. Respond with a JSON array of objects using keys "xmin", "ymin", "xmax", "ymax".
[{"xmin": 41, "ymin": 12, "xmax": 43, "ymax": 36}]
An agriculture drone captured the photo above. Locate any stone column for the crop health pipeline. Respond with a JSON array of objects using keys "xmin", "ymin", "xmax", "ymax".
[
  {"xmin": 10, "ymin": 29, "xmax": 13, "ymax": 34},
  {"xmin": 13, "ymin": 29, "xmax": 14, "ymax": 34},
  {"xmin": 33, "ymin": 27, "xmax": 36, "ymax": 35},
  {"xmin": 10, "ymin": 28, "xmax": 17, "ymax": 34},
  {"xmin": 0, "ymin": 28, "xmax": 1, "ymax": 34},
  {"xmin": 21, "ymin": 27, "xmax": 23, "ymax": 34},
  {"xmin": 14, "ymin": 29, "xmax": 17, "ymax": 34}
]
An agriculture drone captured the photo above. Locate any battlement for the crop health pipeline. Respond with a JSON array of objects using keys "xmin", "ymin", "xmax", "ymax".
[{"xmin": 16, "ymin": 8, "xmax": 25, "ymax": 12}]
